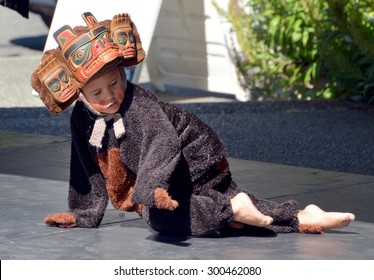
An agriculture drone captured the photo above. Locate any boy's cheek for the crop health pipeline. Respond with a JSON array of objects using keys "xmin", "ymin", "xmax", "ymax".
[{"xmin": 91, "ymin": 103, "xmax": 107, "ymax": 113}]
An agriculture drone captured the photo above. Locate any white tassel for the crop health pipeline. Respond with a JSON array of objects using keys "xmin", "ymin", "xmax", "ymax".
[
  {"xmin": 89, "ymin": 117, "xmax": 106, "ymax": 149},
  {"xmin": 112, "ymin": 113, "xmax": 126, "ymax": 139},
  {"xmin": 89, "ymin": 114, "xmax": 126, "ymax": 149}
]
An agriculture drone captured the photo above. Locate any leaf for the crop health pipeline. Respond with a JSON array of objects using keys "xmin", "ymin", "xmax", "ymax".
[
  {"xmin": 302, "ymin": 29, "xmax": 310, "ymax": 46},
  {"xmin": 269, "ymin": 15, "xmax": 281, "ymax": 49},
  {"xmin": 292, "ymin": 32, "xmax": 303, "ymax": 42},
  {"xmin": 294, "ymin": 18, "xmax": 303, "ymax": 32},
  {"xmin": 304, "ymin": 64, "xmax": 314, "ymax": 84}
]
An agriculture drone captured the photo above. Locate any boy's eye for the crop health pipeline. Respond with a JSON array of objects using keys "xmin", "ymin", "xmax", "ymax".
[{"xmin": 110, "ymin": 80, "xmax": 117, "ymax": 86}]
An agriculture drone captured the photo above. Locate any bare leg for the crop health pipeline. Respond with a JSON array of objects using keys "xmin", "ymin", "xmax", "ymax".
[
  {"xmin": 231, "ymin": 192, "xmax": 273, "ymax": 227},
  {"xmin": 298, "ymin": 204, "xmax": 355, "ymax": 230}
]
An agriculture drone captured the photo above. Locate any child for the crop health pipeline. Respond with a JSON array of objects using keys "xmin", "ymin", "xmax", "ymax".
[{"xmin": 31, "ymin": 12, "xmax": 354, "ymax": 236}]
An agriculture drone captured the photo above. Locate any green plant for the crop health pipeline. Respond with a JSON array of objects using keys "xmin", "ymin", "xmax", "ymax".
[
  {"xmin": 319, "ymin": 0, "xmax": 374, "ymax": 102},
  {"xmin": 215, "ymin": 0, "xmax": 374, "ymax": 102}
]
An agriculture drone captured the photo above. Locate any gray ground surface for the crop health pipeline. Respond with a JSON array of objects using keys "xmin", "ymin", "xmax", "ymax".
[
  {"xmin": 1, "ymin": 98, "xmax": 373, "ymax": 176},
  {"xmin": 1, "ymin": 131, "xmax": 373, "ymax": 260}
]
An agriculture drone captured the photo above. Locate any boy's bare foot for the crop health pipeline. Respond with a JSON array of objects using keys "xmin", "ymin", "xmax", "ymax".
[
  {"xmin": 298, "ymin": 204, "xmax": 355, "ymax": 230},
  {"xmin": 231, "ymin": 193, "xmax": 273, "ymax": 227}
]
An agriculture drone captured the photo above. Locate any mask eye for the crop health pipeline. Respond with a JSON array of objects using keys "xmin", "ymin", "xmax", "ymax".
[
  {"xmin": 48, "ymin": 78, "xmax": 61, "ymax": 93},
  {"xmin": 118, "ymin": 36, "xmax": 128, "ymax": 45},
  {"xmin": 59, "ymin": 71, "xmax": 69, "ymax": 83},
  {"xmin": 128, "ymin": 31, "xmax": 135, "ymax": 44},
  {"xmin": 103, "ymin": 32, "xmax": 113, "ymax": 43},
  {"xmin": 75, "ymin": 50, "xmax": 85, "ymax": 60},
  {"xmin": 72, "ymin": 46, "xmax": 89, "ymax": 67}
]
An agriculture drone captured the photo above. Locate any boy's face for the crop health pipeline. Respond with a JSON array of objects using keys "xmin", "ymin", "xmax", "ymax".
[{"xmin": 82, "ymin": 67, "xmax": 125, "ymax": 114}]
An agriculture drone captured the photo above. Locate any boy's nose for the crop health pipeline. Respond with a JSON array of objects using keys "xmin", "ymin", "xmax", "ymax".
[{"xmin": 105, "ymin": 88, "xmax": 116, "ymax": 99}]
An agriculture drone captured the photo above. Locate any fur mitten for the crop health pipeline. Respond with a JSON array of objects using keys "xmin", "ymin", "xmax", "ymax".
[{"xmin": 44, "ymin": 212, "xmax": 77, "ymax": 228}]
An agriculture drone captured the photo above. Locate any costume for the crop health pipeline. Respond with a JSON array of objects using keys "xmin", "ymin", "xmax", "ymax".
[
  {"xmin": 31, "ymin": 12, "xmax": 320, "ymax": 236},
  {"xmin": 61, "ymin": 80, "xmax": 301, "ymax": 236}
]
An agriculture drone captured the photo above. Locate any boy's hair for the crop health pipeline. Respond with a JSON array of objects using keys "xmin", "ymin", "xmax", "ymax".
[{"xmin": 31, "ymin": 12, "xmax": 145, "ymax": 114}]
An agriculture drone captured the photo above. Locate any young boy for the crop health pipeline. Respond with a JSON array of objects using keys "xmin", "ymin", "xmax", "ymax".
[{"xmin": 31, "ymin": 12, "xmax": 354, "ymax": 236}]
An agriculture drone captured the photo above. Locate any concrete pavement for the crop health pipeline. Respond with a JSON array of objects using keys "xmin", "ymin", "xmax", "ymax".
[{"xmin": 0, "ymin": 130, "xmax": 373, "ymax": 260}]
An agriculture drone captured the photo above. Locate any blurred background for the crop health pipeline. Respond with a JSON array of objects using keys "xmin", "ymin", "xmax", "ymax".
[
  {"xmin": 2, "ymin": 0, "xmax": 374, "ymax": 106},
  {"xmin": 216, "ymin": 0, "xmax": 374, "ymax": 103},
  {"xmin": 0, "ymin": 0, "xmax": 50, "ymax": 107},
  {"xmin": 1, "ymin": 0, "xmax": 374, "ymax": 176},
  {"xmin": 1, "ymin": 0, "xmax": 248, "ymax": 106}
]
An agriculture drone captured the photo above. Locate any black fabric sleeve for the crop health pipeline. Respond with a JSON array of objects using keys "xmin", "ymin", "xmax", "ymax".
[
  {"xmin": 159, "ymin": 102, "xmax": 227, "ymax": 181},
  {"xmin": 128, "ymin": 93, "xmax": 182, "ymax": 207},
  {"xmin": 68, "ymin": 107, "xmax": 109, "ymax": 227}
]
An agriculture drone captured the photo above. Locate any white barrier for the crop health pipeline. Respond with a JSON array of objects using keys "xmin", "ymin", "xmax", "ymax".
[{"xmin": 35, "ymin": 0, "xmax": 248, "ymax": 100}]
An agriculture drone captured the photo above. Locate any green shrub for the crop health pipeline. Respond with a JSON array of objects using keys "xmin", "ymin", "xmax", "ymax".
[{"xmin": 215, "ymin": 0, "xmax": 374, "ymax": 102}]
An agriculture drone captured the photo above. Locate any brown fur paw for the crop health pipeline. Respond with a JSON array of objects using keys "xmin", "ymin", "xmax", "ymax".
[
  {"xmin": 44, "ymin": 212, "xmax": 77, "ymax": 228},
  {"xmin": 135, "ymin": 204, "xmax": 144, "ymax": 217},
  {"xmin": 154, "ymin": 188, "xmax": 179, "ymax": 210},
  {"xmin": 298, "ymin": 224, "xmax": 323, "ymax": 234}
]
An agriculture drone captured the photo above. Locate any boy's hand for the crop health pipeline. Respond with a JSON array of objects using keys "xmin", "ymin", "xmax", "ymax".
[{"xmin": 44, "ymin": 212, "xmax": 77, "ymax": 228}]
